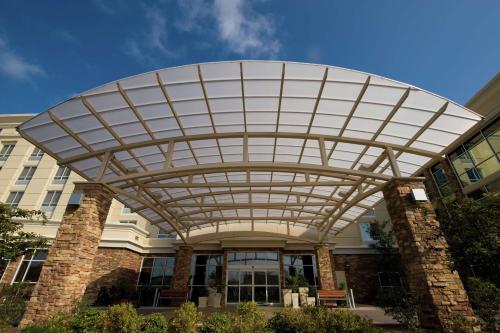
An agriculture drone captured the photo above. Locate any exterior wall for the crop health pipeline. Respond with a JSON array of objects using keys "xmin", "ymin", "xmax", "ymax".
[
  {"xmin": 84, "ymin": 247, "xmax": 143, "ymax": 302},
  {"xmin": 333, "ymin": 254, "xmax": 383, "ymax": 304}
]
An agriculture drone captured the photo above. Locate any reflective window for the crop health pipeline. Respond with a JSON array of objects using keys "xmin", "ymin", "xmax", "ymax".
[
  {"xmin": 430, "ymin": 164, "xmax": 452, "ymax": 197},
  {"xmin": 359, "ymin": 222, "xmax": 376, "ymax": 243},
  {"xmin": 283, "ymin": 254, "xmax": 318, "ymax": 290},
  {"xmin": 122, "ymin": 206, "xmax": 134, "ymax": 214},
  {"xmin": 0, "ymin": 144, "xmax": 15, "ymax": 161},
  {"xmin": 13, "ymin": 249, "xmax": 48, "ymax": 283},
  {"xmin": 189, "ymin": 255, "xmax": 223, "ymax": 302},
  {"xmin": 53, "ymin": 166, "xmax": 71, "ymax": 184},
  {"xmin": 16, "ymin": 166, "xmax": 36, "ymax": 184},
  {"xmin": 157, "ymin": 228, "xmax": 176, "ymax": 239},
  {"xmin": 29, "ymin": 148, "xmax": 44, "ymax": 160},
  {"xmin": 5, "ymin": 192, "xmax": 23, "ymax": 208},
  {"xmin": 449, "ymin": 119, "xmax": 500, "ymax": 186},
  {"xmin": 138, "ymin": 257, "xmax": 175, "ymax": 287},
  {"xmin": 41, "ymin": 191, "xmax": 61, "ymax": 216},
  {"xmin": 137, "ymin": 256, "xmax": 175, "ymax": 306},
  {"xmin": 227, "ymin": 251, "xmax": 279, "ymax": 266}
]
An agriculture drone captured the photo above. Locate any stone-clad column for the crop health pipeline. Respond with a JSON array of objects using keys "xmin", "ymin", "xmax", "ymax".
[
  {"xmin": 314, "ymin": 244, "xmax": 335, "ymax": 290},
  {"xmin": 171, "ymin": 245, "xmax": 193, "ymax": 290},
  {"xmin": 20, "ymin": 183, "xmax": 113, "ymax": 327},
  {"xmin": 383, "ymin": 178, "xmax": 477, "ymax": 332}
]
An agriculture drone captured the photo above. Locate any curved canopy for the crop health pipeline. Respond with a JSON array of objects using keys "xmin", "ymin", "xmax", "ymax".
[{"xmin": 18, "ymin": 61, "xmax": 482, "ymax": 243}]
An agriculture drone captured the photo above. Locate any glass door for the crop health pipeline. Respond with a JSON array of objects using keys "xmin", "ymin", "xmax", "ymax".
[{"xmin": 225, "ymin": 251, "xmax": 281, "ymax": 305}]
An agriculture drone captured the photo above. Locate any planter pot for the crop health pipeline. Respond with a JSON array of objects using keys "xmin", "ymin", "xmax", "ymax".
[
  {"xmin": 299, "ymin": 293, "xmax": 308, "ymax": 306},
  {"xmin": 208, "ymin": 293, "xmax": 222, "ymax": 308},
  {"xmin": 282, "ymin": 289, "xmax": 292, "ymax": 307},
  {"xmin": 198, "ymin": 297, "xmax": 208, "ymax": 308},
  {"xmin": 298, "ymin": 287, "xmax": 309, "ymax": 294},
  {"xmin": 306, "ymin": 297, "xmax": 316, "ymax": 306},
  {"xmin": 292, "ymin": 293, "xmax": 300, "ymax": 309}
]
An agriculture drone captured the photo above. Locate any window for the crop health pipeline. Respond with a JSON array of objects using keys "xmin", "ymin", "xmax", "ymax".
[
  {"xmin": 283, "ymin": 254, "xmax": 318, "ymax": 291},
  {"xmin": 137, "ymin": 257, "xmax": 175, "ymax": 306},
  {"xmin": 122, "ymin": 206, "xmax": 134, "ymax": 214},
  {"xmin": 157, "ymin": 228, "xmax": 176, "ymax": 239},
  {"xmin": 5, "ymin": 192, "xmax": 23, "ymax": 208},
  {"xmin": 29, "ymin": 148, "xmax": 44, "ymax": 160},
  {"xmin": 430, "ymin": 164, "xmax": 452, "ymax": 197},
  {"xmin": 13, "ymin": 249, "xmax": 48, "ymax": 283},
  {"xmin": 53, "ymin": 166, "xmax": 70, "ymax": 184},
  {"xmin": 16, "ymin": 166, "xmax": 37, "ymax": 184},
  {"xmin": 227, "ymin": 251, "xmax": 279, "ymax": 266},
  {"xmin": 359, "ymin": 222, "xmax": 376, "ymax": 243},
  {"xmin": 449, "ymin": 119, "xmax": 500, "ymax": 187},
  {"xmin": 0, "ymin": 257, "xmax": 10, "ymax": 282},
  {"xmin": 189, "ymin": 255, "xmax": 223, "ymax": 302},
  {"xmin": 0, "ymin": 144, "xmax": 15, "ymax": 161},
  {"xmin": 119, "ymin": 220, "xmax": 137, "ymax": 225},
  {"xmin": 41, "ymin": 191, "xmax": 61, "ymax": 215}
]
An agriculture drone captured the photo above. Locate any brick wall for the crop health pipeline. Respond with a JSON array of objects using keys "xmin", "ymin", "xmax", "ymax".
[
  {"xmin": 84, "ymin": 247, "xmax": 143, "ymax": 302},
  {"xmin": 333, "ymin": 254, "xmax": 383, "ymax": 304}
]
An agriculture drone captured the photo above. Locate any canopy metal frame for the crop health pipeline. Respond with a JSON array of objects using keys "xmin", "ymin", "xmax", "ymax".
[{"xmin": 17, "ymin": 61, "xmax": 482, "ymax": 244}]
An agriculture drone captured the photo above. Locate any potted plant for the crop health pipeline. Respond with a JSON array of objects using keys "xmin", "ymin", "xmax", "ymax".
[
  {"xmin": 198, "ymin": 288, "xmax": 208, "ymax": 308},
  {"xmin": 285, "ymin": 274, "xmax": 307, "ymax": 308}
]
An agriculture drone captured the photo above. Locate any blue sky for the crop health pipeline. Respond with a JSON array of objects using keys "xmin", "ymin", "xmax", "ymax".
[{"xmin": 0, "ymin": 0, "xmax": 499, "ymax": 114}]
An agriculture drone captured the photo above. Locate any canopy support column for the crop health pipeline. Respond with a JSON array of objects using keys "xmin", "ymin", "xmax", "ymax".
[
  {"xmin": 172, "ymin": 245, "xmax": 194, "ymax": 291},
  {"xmin": 383, "ymin": 178, "xmax": 477, "ymax": 332},
  {"xmin": 314, "ymin": 244, "xmax": 336, "ymax": 290},
  {"xmin": 20, "ymin": 183, "xmax": 113, "ymax": 327}
]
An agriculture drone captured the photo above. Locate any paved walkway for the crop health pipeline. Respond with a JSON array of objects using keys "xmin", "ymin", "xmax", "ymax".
[{"xmin": 139, "ymin": 304, "xmax": 399, "ymax": 326}]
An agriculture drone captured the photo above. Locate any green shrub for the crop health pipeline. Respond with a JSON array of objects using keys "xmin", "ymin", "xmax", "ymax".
[
  {"xmin": 67, "ymin": 307, "xmax": 102, "ymax": 333},
  {"xmin": 21, "ymin": 315, "xmax": 70, "ymax": 333},
  {"xmin": 140, "ymin": 313, "xmax": 169, "ymax": 333},
  {"xmin": 98, "ymin": 303, "xmax": 140, "ymax": 333},
  {"xmin": 268, "ymin": 306, "xmax": 384, "ymax": 333},
  {"xmin": 466, "ymin": 277, "xmax": 500, "ymax": 332},
  {"xmin": 168, "ymin": 302, "xmax": 202, "ymax": 333},
  {"xmin": 445, "ymin": 314, "xmax": 476, "ymax": 333},
  {"xmin": 200, "ymin": 312, "xmax": 232, "ymax": 333},
  {"xmin": 0, "ymin": 282, "xmax": 33, "ymax": 330},
  {"xmin": 232, "ymin": 302, "xmax": 269, "ymax": 333},
  {"xmin": 376, "ymin": 287, "xmax": 418, "ymax": 330}
]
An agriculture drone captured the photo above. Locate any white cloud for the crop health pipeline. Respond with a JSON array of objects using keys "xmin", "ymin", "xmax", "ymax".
[
  {"xmin": 176, "ymin": 0, "xmax": 281, "ymax": 58},
  {"xmin": 0, "ymin": 37, "xmax": 46, "ymax": 81},
  {"xmin": 124, "ymin": 5, "xmax": 176, "ymax": 63},
  {"xmin": 213, "ymin": 0, "xmax": 280, "ymax": 57}
]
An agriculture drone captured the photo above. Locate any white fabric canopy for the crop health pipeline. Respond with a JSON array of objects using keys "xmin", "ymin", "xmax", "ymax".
[{"xmin": 18, "ymin": 61, "xmax": 482, "ymax": 243}]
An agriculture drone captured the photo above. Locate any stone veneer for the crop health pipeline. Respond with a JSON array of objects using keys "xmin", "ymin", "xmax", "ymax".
[
  {"xmin": 84, "ymin": 247, "xmax": 143, "ymax": 302},
  {"xmin": 171, "ymin": 245, "xmax": 193, "ymax": 290},
  {"xmin": 332, "ymin": 254, "xmax": 383, "ymax": 304},
  {"xmin": 20, "ymin": 183, "xmax": 113, "ymax": 327},
  {"xmin": 383, "ymin": 178, "xmax": 477, "ymax": 332},
  {"xmin": 314, "ymin": 244, "xmax": 335, "ymax": 290}
]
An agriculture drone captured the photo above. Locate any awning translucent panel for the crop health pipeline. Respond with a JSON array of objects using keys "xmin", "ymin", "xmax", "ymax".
[{"xmin": 18, "ymin": 61, "xmax": 482, "ymax": 243}]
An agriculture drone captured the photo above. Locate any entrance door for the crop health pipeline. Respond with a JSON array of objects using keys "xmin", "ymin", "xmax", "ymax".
[{"xmin": 225, "ymin": 250, "xmax": 281, "ymax": 305}]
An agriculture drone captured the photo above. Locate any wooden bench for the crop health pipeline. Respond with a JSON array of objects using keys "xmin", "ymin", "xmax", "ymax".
[
  {"xmin": 154, "ymin": 289, "xmax": 189, "ymax": 307},
  {"xmin": 316, "ymin": 290, "xmax": 352, "ymax": 308}
]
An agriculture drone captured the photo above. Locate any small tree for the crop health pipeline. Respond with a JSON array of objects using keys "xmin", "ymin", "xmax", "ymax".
[{"xmin": 0, "ymin": 202, "xmax": 47, "ymax": 260}]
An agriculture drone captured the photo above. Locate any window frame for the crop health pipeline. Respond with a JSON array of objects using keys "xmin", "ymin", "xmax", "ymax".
[
  {"xmin": 52, "ymin": 166, "xmax": 71, "ymax": 184},
  {"xmin": 5, "ymin": 191, "xmax": 24, "ymax": 208},
  {"xmin": 0, "ymin": 143, "xmax": 15, "ymax": 161},
  {"xmin": 40, "ymin": 191, "xmax": 62, "ymax": 216},
  {"xmin": 29, "ymin": 147, "xmax": 44, "ymax": 160},
  {"xmin": 16, "ymin": 166, "xmax": 37, "ymax": 185},
  {"xmin": 12, "ymin": 249, "xmax": 48, "ymax": 284}
]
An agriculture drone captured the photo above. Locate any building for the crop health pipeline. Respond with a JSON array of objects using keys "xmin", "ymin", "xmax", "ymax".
[{"xmin": 1, "ymin": 61, "xmax": 496, "ymax": 331}]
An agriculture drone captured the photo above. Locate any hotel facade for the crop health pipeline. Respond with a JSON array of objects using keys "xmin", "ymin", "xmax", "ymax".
[{"xmin": 0, "ymin": 62, "xmax": 498, "ymax": 331}]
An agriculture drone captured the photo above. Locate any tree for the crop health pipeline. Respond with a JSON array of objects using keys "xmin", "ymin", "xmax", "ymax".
[
  {"xmin": 0, "ymin": 203, "xmax": 47, "ymax": 260},
  {"xmin": 443, "ymin": 193, "xmax": 500, "ymax": 286}
]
